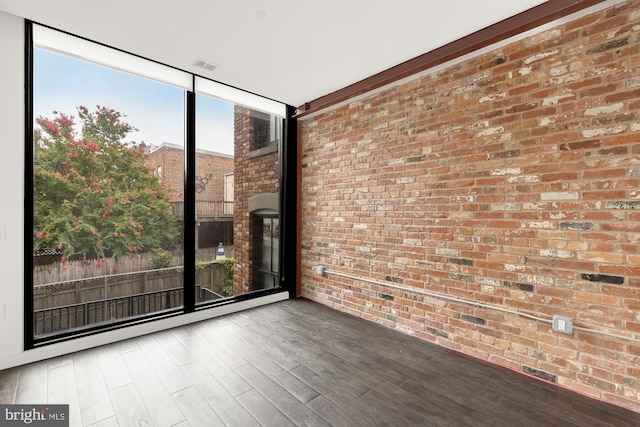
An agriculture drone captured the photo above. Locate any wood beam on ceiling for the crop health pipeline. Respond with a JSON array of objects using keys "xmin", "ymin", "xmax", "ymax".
[{"xmin": 294, "ymin": 0, "xmax": 607, "ymax": 118}]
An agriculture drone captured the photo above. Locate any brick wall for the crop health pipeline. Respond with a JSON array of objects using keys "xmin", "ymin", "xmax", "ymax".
[
  {"xmin": 233, "ymin": 106, "xmax": 280, "ymax": 294},
  {"xmin": 145, "ymin": 144, "xmax": 233, "ymax": 202},
  {"xmin": 194, "ymin": 150, "xmax": 233, "ymax": 202},
  {"xmin": 146, "ymin": 145, "xmax": 184, "ymax": 201},
  {"xmin": 300, "ymin": 1, "xmax": 640, "ymax": 412}
]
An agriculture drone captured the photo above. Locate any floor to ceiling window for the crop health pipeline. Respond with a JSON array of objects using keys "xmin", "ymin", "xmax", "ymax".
[
  {"xmin": 27, "ymin": 23, "xmax": 293, "ymax": 347},
  {"xmin": 194, "ymin": 78, "xmax": 285, "ymax": 302}
]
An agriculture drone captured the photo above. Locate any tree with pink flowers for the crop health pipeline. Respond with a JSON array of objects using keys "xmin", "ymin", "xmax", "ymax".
[{"xmin": 33, "ymin": 106, "xmax": 180, "ymax": 262}]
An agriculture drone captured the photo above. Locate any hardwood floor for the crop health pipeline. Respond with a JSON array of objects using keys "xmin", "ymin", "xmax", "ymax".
[{"xmin": 1, "ymin": 298, "xmax": 639, "ymax": 426}]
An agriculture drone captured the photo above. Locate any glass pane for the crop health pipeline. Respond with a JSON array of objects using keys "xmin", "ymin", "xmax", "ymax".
[
  {"xmin": 252, "ymin": 216, "xmax": 279, "ymax": 290},
  {"xmin": 195, "ymin": 94, "xmax": 235, "ymax": 302},
  {"xmin": 32, "ymin": 47, "xmax": 185, "ymax": 338},
  {"xmin": 195, "ymin": 94, "xmax": 282, "ymax": 301}
]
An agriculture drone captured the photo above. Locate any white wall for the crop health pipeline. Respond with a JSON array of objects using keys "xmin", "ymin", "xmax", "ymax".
[{"xmin": 0, "ymin": 10, "xmax": 25, "ymax": 361}]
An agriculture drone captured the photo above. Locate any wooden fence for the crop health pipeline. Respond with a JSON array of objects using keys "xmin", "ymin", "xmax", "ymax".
[
  {"xmin": 33, "ymin": 262, "xmax": 230, "ymax": 309},
  {"xmin": 33, "ymin": 246, "xmax": 233, "ymax": 286}
]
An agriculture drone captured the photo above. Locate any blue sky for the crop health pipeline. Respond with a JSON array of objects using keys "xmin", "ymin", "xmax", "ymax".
[{"xmin": 34, "ymin": 48, "xmax": 235, "ymax": 155}]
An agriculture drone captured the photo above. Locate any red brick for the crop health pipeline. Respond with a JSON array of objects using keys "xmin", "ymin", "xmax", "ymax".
[
  {"xmin": 583, "ymin": 168, "xmax": 627, "ymax": 179},
  {"xmin": 564, "ymin": 13, "xmax": 600, "ymax": 32},
  {"xmin": 580, "ymin": 84, "xmax": 618, "ymax": 97},
  {"xmin": 582, "ymin": 15, "xmax": 629, "ymax": 37},
  {"xmin": 583, "ymin": 190, "xmax": 626, "ymax": 199},
  {"xmin": 604, "ymin": 88, "xmax": 640, "ymax": 103},
  {"xmin": 540, "ymin": 172, "xmax": 580, "ymax": 182},
  {"xmin": 566, "ymin": 76, "xmax": 602, "ymax": 91}
]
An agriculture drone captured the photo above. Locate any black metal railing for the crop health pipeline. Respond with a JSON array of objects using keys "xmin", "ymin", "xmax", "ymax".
[{"xmin": 34, "ymin": 284, "xmax": 221, "ymax": 337}]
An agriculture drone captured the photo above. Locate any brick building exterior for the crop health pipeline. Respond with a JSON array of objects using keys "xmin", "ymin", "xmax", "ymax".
[
  {"xmin": 145, "ymin": 143, "xmax": 234, "ymax": 249},
  {"xmin": 145, "ymin": 142, "xmax": 233, "ymax": 203},
  {"xmin": 144, "ymin": 143, "xmax": 184, "ymax": 202},
  {"xmin": 301, "ymin": 1, "xmax": 640, "ymax": 412},
  {"xmin": 233, "ymin": 106, "xmax": 280, "ymax": 295}
]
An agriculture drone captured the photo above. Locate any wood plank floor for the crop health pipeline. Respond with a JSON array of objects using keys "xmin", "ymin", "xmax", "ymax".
[{"xmin": 1, "ymin": 298, "xmax": 639, "ymax": 426}]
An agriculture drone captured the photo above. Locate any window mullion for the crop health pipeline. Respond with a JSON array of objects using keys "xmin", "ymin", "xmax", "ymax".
[{"xmin": 184, "ymin": 88, "xmax": 196, "ymax": 312}]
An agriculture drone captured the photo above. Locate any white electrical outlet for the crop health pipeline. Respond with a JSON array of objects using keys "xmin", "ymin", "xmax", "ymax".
[
  {"xmin": 552, "ymin": 314, "xmax": 573, "ymax": 334},
  {"xmin": 0, "ymin": 224, "xmax": 5, "ymax": 240}
]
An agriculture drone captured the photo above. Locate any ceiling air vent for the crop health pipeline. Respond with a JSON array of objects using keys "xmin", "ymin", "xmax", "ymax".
[{"xmin": 193, "ymin": 58, "xmax": 219, "ymax": 72}]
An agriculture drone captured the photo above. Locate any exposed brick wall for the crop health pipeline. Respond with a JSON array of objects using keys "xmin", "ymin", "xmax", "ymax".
[
  {"xmin": 300, "ymin": 1, "xmax": 640, "ymax": 412},
  {"xmin": 145, "ymin": 144, "xmax": 233, "ymax": 202},
  {"xmin": 233, "ymin": 106, "xmax": 280, "ymax": 294}
]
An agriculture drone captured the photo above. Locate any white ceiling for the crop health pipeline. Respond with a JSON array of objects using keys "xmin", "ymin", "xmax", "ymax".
[{"xmin": 0, "ymin": 1, "xmax": 549, "ymax": 107}]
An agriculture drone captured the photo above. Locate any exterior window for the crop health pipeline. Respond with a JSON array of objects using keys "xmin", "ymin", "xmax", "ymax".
[
  {"xmin": 250, "ymin": 110, "xmax": 281, "ymax": 151},
  {"xmin": 251, "ymin": 213, "xmax": 279, "ymax": 290},
  {"xmin": 224, "ymin": 173, "xmax": 234, "ymax": 216}
]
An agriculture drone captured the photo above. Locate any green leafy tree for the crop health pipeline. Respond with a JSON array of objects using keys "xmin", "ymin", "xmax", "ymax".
[{"xmin": 34, "ymin": 105, "xmax": 180, "ymax": 262}]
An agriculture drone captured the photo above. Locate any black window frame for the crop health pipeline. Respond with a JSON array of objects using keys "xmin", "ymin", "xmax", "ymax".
[{"xmin": 24, "ymin": 21, "xmax": 297, "ymax": 349}]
